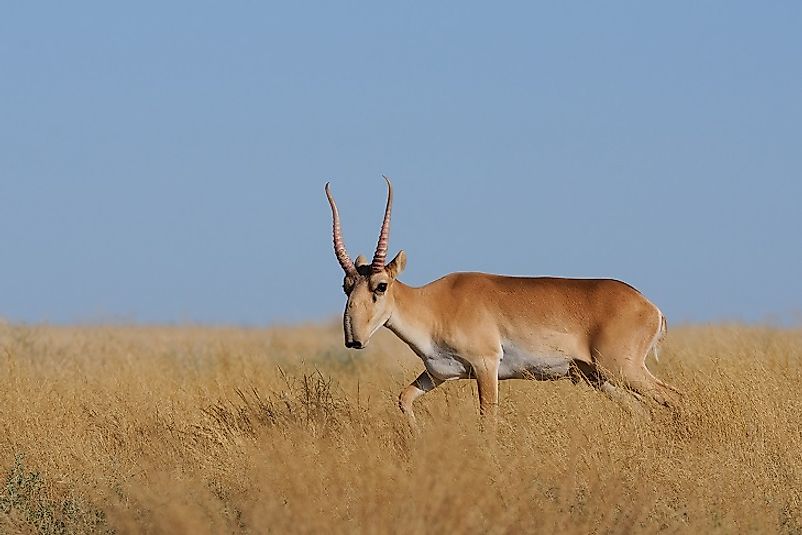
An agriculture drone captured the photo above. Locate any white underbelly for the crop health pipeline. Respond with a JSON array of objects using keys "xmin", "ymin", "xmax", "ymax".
[
  {"xmin": 422, "ymin": 351, "xmax": 471, "ymax": 381},
  {"xmin": 498, "ymin": 342, "xmax": 571, "ymax": 380},
  {"xmin": 419, "ymin": 342, "xmax": 572, "ymax": 382}
]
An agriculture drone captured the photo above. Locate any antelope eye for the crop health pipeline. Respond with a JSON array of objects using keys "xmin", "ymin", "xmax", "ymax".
[{"xmin": 376, "ymin": 282, "xmax": 388, "ymax": 293}]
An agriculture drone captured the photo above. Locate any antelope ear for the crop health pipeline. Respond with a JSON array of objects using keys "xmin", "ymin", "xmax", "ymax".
[
  {"xmin": 386, "ymin": 250, "xmax": 407, "ymax": 279},
  {"xmin": 354, "ymin": 255, "xmax": 372, "ymax": 276}
]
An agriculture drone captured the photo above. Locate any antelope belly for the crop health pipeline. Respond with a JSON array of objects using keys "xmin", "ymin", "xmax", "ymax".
[
  {"xmin": 499, "ymin": 343, "xmax": 571, "ymax": 380},
  {"xmin": 422, "ymin": 352, "xmax": 471, "ymax": 381}
]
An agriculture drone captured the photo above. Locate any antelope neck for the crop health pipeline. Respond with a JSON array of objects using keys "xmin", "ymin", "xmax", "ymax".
[{"xmin": 384, "ymin": 281, "xmax": 436, "ymax": 355}]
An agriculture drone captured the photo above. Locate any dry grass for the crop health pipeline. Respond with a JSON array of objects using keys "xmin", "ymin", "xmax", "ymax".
[{"xmin": 0, "ymin": 320, "xmax": 801, "ymax": 534}]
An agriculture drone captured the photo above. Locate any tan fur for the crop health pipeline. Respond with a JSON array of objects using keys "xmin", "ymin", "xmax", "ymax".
[
  {"xmin": 342, "ymin": 268, "xmax": 679, "ymax": 422},
  {"xmin": 329, "ymin": 180, "xmax": 678, "ymax": 422}
]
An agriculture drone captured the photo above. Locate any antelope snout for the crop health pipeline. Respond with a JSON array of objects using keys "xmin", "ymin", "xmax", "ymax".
[{"xmin": 345, "ymin": 340, "xmax": 365, "ymax": 350}]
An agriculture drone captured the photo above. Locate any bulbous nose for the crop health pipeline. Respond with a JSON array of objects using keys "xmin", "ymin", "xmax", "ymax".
[{"xmin": 346, "ymin": 340, "xmax": 365, "ymax": 349}]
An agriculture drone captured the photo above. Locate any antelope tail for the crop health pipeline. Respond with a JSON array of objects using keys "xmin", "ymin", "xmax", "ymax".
[{"xmin": 651, "ymin": 312, "xmax": 667, "ymax": 362}]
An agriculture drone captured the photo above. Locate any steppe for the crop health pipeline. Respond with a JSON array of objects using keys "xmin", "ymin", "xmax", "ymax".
[{"xmin": 1, "ymin": 321, "xmax": 800, "ymax": 533}]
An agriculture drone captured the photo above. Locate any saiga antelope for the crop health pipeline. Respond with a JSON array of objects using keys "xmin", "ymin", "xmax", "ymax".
[{"xmin": 325, "ymin": 177, "xmax": 679, "ymax": 422}]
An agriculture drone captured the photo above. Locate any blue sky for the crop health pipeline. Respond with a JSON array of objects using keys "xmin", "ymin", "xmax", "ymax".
[{"xmin": 1, "ymin": 3, "xmax": 800, "ymax": 325}]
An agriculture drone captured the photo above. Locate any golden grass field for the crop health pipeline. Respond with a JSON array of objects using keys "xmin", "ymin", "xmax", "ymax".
[{"xmin": 1, "ymin": 320, "xmax": 801, "ymax": 534}]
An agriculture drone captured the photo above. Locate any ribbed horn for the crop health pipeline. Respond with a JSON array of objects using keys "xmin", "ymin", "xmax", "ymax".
[
  {"xmin": 325, "ymin": 182, "xmax": 357, "ymax": 277},
  {"xmin": 371, "ymin": 175, "xmax": 393, "ymax": 272}
]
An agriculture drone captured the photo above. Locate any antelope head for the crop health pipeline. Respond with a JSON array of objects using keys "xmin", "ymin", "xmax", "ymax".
[{"xmin": 325, "ymin": 176, "xmax": 407, "ymax": 349}]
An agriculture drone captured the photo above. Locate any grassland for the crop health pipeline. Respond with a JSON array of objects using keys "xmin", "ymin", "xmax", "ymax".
[{"xmin": 0, "ymin": 320, "xmax": 801, "ymax": 534}]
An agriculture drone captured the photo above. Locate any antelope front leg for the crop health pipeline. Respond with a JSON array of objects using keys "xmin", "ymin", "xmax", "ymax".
[
  {"xmin": 398, "ymin": 371, "xmax": 443, "ymax": 425},
  {"xmin": 474, "ymin": 357, "xmax": 500, "ymax": 419}
]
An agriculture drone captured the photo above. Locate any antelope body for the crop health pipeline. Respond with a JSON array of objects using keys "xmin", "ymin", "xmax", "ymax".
[{"xmin": 326, "ymin": 177, "xmax": 679, "ymax": 421}]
